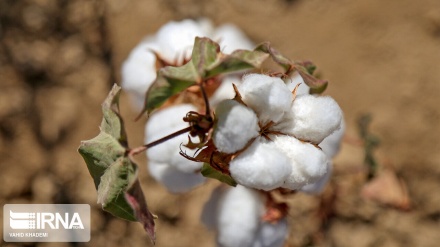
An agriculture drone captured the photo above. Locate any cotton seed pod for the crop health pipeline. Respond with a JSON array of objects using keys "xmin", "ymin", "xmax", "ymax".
[
  {"xmin": 251, "ymin": 218, "xmax": 288, "ymax": 247},
  {"xmin": 156, "ymin": 19, "xmax": 207, "ymax": 62},
  {"xmin": 213, "ymin": 100, "xmax": 259, "ymax": 154},
  {"xmin": 147, "ymin": 161, "xmax": 205, "ymax": 193},
  {"xmin": 281, "ymin": 94, "xmax": 342, "ymax": 144},
  {"xmin": 238, "ymin": 74, "xmax": 293, "ymax": 124},
  {"xmin": 229, "ymin": 138, "xmax": 292, "ymax": 191},
  {"xmin": 272, "ymin": 135, "xmax": 329, "ymax": 190},
  {"xmin": 145, "ymin": 104, "xmax": 203, "ymax": 172},
  {"xmin": 121, "ymin": 39, "xmax": 159, "ymax": 109},
  {"xmin": 216, "ymin": 185, "xmax": 264, "ymax": 247}
]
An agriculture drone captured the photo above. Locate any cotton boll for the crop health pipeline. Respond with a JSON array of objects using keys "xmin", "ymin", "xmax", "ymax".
[
  {"xmin": 319, "ymin": 117, "xmax": 345, "ymax": 158},
  {"xmin": 156, "ymin": 19, "xmax": 208, "ymax": 62},
  {"xmin": 252, "ymin": 218, "xmax": 288, "ymax": 247},
  {"xmin": 213, "ymin": 100, "xmax": 259, "ymax": 154},
  {"xmin": 238, "ymin": 74, "xmax": 293, "ymax": 124},
  {"xmin": 121, "ymin": 38, "xmax": 160, "ymax": 109},
  {"xmin": 229, "ymin": 139, "xmax": 292, "ymax": 191},
  {"xmin": 209, "ymin": 76, "xmax": 238, "ymax": 107},
  {"xmin": 145, "ymin": 104, "xmax": 201, "ymax": 169},
  {"xmin": 201, "ymin": 186, "xmax": 225, "ymax": 230},
  {"xmin": 286, "ymin": 73, "xmax": 310, "ymax": 95},
  {"xmin": 272, "ymin": 135, "xmax": 329, "ymax": 190},
  {"xmin": 283, "ymin": 94, "xmax": 343, "ymax": 144},
  {"xmin": 300, "ymin": 162, "xmax": 333, "ymax": 194},
  {"xmin": 213, "ymin": 24, "xmax": 254, "ymax": 54},
  {"xmin": 147, "ymin": 161, "xmax": 205, "ymax": 193},
  {"xmin": 217, "ymin": 185, "xmax": 264, "ymax": 247}
]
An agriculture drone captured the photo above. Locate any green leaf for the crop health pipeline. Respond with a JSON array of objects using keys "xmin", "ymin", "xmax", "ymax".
[
  {"xmin": 254, "ymin": 42, "xmax": 293, "ymax": 71},
  {"xmin": 78, "ymin": 84, "xmax": 155, "ymax": 243},
  {"xmin": 297, "ymin": 69, "xmax": 328, "ymax": 94},
  {"xmin": 138, "ymin": 37, "xmax": 270, "ymax": 118},
  {"xmin": 201, "ymin": 163, "xmax": 237, "ymax": 187}
]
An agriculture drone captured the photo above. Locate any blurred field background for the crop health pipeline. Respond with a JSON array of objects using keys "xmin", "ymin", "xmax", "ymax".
[{"xmin": 1, "ymin": 0, "xmax": 440, "ymax": 246}]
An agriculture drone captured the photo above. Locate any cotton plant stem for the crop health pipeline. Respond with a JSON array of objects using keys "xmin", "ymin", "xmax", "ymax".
[{"xmin": 128, "ymin": 126, "xmax": 192, "ymax": 157}]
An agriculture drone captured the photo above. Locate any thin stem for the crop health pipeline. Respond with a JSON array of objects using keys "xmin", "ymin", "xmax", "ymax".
[
  {"xmin": 128, "ymin": 126, "xmax": 192, "ymax": 156},
  {"xmin": 200, "ymin": 82, "xmax": 210, "ymax": 116}
]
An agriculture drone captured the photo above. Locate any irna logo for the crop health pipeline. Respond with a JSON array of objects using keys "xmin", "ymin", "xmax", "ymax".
[{"xmin": 9, "ymin": 211, "xmax": 84, "ymax": 230}]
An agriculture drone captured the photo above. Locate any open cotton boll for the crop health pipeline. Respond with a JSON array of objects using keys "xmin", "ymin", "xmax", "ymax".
[
  {"xmin": 272, "ymin": 135, "xmax": 329, "ymax": 190},
  {"xmin": 209, "ymin": 76, "xmax": 238, "ymax": 107},
  {"xmin": 169, "ymin": 145, "xmax": 203, "ymax": 173},
  {"xmin": 283, "ymin": 94, "xmax": 343, "ymax": 144},
  {"xmin": 286, "ymin": 73, "xmax": 310, "ymax": 95},
  {"xmin": 147, "ymin": 161, "xmax": 205, "ymax": 193},
  {"xmin": 145, "ymin": 104, "xmax": 199, "ymax": 165},
  {"xmin": 229, "ymin": 139, "xmax": 292, "ymax": 191},
  {"xmin": 213, "ymin": 24, "xmax": 254, "ymax": 54},
  {"xmin": 121, "ymin": 38, "xmax": 160, "ymax": 109},
  {"xmin": 217, "ymin": 185, "xmax": 264, "ymax": 247},
  {"xmin": 300, "ymin": 162, "xmax": 333, "ymax": 194},
  {"xmin": 319, "ymin": 117, "xmax": 345, "ymax": 158},
  {"xmin": 213, "ymin": 100, "xmax": 259, "ymax": 154},
  {"xmin": 252, "ymin": 218, "xmax": 288, "ymax": 247},
  {"xmin": 156, "ymin": 19, "xmax": 208, "ymax": 62},
  {"xmin": 238, "ymin": 74, "xmax": 293, "ymax": 124}
]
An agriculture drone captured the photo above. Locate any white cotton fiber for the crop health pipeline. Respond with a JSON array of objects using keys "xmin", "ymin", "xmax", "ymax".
[
  {"xmin": 213, "ymin": 24, "xmax": 254, "ymax": 54},
  {"xmin": 156, "ymin": 19, "xmax": 208, "ymax": 62},
  {"xmin": 286, "ymin": 73, "xmax": 310, "ymax": 95},
  {"xmin": 145, "ymin": 104, "xmax": 203, "ymax": 173},
  {"xmin": 121, "ymin": 38, "xmax": 160, "ymax": 109},
  {"xmin": 147, "ymin": 161, "xmax": 205, "ymax": 193},
  {"xmin": 229, "ymin": 139, "xmax": 292, "ymax": 191},
  {"xmin": 238, "ymin": 74, "xmax": 293, "ymax": 124},
  {"xmin": 282, "ymin": 94, "xmax": 342, "ymax": 144},
  {"xmin": 300, "ymin": 161, "xmax": 333, "ymax": 194},
  {"xmin": 217, "ymin": 185, "xmax": 264, "ymax": 247},
  {"xmin": 319, "ymin": 117, "xmax": 345, "ymax": 158},
  {"xmin": 209, "ymin": 76, "xmax": 238, "ymax": 107},
  {"xmin": 272, "ymin": 135, "xmax": 329, "ymax": 190},
  {"xmin": 252, "ymin": 218, "xmax": 288, "ymax": 247},
  {"xmin": 213, "ymin": 100, "xmax": 259, "ymax": 154}
]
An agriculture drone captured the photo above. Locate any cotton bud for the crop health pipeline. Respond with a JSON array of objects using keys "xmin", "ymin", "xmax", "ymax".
[
  {"xmin": 238, "ymin": 74, "xmax": 293, "ymax": 124},
  {"xmin": 147, "ymin": 161, "xmax": 205, "ymax": 193},
  {"xmin": 281, "ymin": 94, "xmax": 343, "ymax": 144},
  {"xmin": 145, "ymin": 104, "xmax": 203, "ymax": 180},
  {"xmin": 213, "ymin": 100, "xmax": 259, "ymax": 154},
  {"xmin": 229, "ymin": 139, "xmax": 292, "ymax": 191},
  {"xmin": 252, "ymin": 218, "xmax": 288, "ymax": 247},
  {"xmin": 216, "ymin": 185, "xmax": 264, "ymax": 247},
  {"xmin": 272, "ymin": 135, "xmax": 329, "ymax": 190}
]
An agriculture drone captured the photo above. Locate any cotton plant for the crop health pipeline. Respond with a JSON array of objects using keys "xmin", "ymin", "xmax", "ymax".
[{"xmin": 79, "ymin": 19, "xmax": 344, "ymax": 246}]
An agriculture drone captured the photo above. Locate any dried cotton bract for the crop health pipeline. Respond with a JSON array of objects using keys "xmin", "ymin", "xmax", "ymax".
[{"xmin": 213, "ymin": 74, "xmax": 343, "ymax": 191}]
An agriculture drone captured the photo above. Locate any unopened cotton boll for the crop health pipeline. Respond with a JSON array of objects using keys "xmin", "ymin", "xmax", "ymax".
[
  {"xmin": 283, "ymin": 94, "xmax": 343, "ymax": 144},
  {"xmin": 272, "ymin": 135, "xmax": 329, "ymax": 190},
  {"xmin": 217, "ymin": 185, "xmax": 264, "ymax": 247},
  {"xmin": 156, "ymin": 19, "xmax": 208, "ymax": 62},
  {"xmin": 213, "ymin": 24, "xmax": 254, "ymax": 54},
  {"xmin": 121, "ymin": 38, "xmax": 160, "ymax": 109},
  {"xmin": 147, "ymin": 161, "xmax": 205, "ymax": 193},
  {"xmin": 300, "ymin": 161, "xmax": 333, "ymax": 194},
  {"xmin": 252, "ymin": 218, "xmax": 288, "ymax": 247},
  {"xmin": 229, "ymin": 139, "xmax": 292, "ymax": 191},
  {"xmin": 213, "ymin": 100, "xmax": 259, "ymax": 154},
  {"xmin": 238, "ymin": 74, "xmax": 293, "ymax": 124}
]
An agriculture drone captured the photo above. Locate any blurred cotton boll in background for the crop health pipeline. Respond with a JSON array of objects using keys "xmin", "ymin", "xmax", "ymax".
[{"xmin": 121, "ymin": 19, "xmax": 254, "ymax": 110}]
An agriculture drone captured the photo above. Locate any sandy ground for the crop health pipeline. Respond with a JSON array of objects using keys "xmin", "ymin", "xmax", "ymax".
[{"xmin": 1, "ymin": 0, "xmax": 440, "ymax": 246}]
